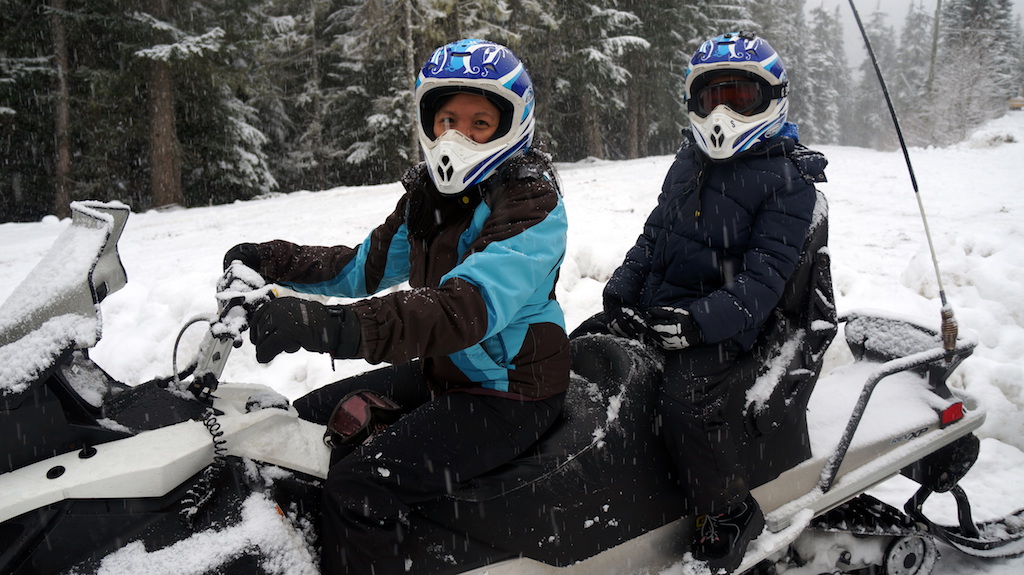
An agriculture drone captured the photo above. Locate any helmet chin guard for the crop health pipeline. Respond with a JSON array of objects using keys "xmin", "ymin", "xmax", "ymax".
[
  {"xmin": 689, "ymin": 99, "xmax": 789, "ymax": 161},
  {"xmin": 415, "ymin": 39, "xmax": 535, "ymax": 195}
]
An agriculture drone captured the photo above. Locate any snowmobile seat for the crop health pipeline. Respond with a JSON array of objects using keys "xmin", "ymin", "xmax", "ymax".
[
  {"xmin": 409, "ymin": 332, "xmax": 689, "ymax": 570},
  {"xmin": 442, "ymin": 334, "xmax": 664, "ymax": 503},
  {"xmin": 722, "ymin": 190, "xmax": 837, "ymax": 488}
]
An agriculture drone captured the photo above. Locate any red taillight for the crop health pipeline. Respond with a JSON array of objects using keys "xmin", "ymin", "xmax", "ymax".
[{"xmin": 940, "ymin": 402, "xmax": 964, "ymax": 427}]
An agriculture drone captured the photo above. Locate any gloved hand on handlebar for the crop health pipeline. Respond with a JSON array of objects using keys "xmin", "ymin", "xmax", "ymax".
[
  {"xmin": 219, "ymin": 242, "xmax": 271, "ymax": 309},
  {"xmin": 223, "ymin": 242, "xmax": 262, "ymax": 272},
  {"xmin": 249, "ymin": 297, "xmax": 361, "ymax": 363},
  {"xmin": 215, "ymin": 243, "xmax": 273, "ymax": 345}
]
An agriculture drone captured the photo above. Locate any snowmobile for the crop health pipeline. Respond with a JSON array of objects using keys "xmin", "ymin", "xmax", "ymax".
[{"xmin": 2, "ymin": 200, "xmax": 1022, "ymax": 575}]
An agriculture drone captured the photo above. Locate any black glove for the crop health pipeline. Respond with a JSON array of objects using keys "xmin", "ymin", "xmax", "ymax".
[
  {"xmin": 223, "ymin": 242, "xmax": 262, "ymax": 271},
  {"xmin": 249, "ymin": 297, "xmax": 361, "ymax": 363},
  {"xmin": 605, "ymin": 304, "xmax": 648, "ymax": 341},
  {"xmin": 218, "ymin": 242, "xmax": 270, "ymax": 320},
  {"xmin": 645, "ymin": 306, "xmax": 702, "ymax": 350}
]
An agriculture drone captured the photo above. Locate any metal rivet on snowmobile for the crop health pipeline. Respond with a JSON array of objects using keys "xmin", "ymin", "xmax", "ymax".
[
  {"xmin": 46, "ymin": 466, "xmax": 65, "ymax": 479},
  {"xmin": 78, "ymin": 446, "xmax": 97, "ymax": 459}
]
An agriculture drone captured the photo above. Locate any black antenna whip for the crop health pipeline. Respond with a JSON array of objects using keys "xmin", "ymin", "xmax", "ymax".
[{"xmin": 846, "ymin": 0, "xmax": 958, "ymax": 359}]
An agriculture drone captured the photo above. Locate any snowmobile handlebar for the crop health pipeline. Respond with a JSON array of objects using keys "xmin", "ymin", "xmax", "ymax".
[{"xmin": 173, "ymin": 263, "xmax": 275, "ymax": 401}]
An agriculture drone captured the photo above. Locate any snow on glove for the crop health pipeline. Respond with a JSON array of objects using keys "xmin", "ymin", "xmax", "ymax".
[
  {"xmin": 213, "ymin": 262, "xmax": 273, "ymax": 345},
  {"xmin": 645, "ymin": 307, "xmax": 702, "ymax": 350},
  {"xmin": 606, "ymin": 305, "xmax": 648, "ymax": 341},
  {"xmin": 249, "ymin": 297, "xmax": 361, "ymax": 363}
]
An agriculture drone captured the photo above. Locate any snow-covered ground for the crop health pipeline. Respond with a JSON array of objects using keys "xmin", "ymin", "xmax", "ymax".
[{"xmin": 2, "ymin": 112, "xmax": 1023, "ymax": 574}]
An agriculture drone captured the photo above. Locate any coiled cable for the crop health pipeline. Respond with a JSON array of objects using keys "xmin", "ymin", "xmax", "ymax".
[{"xmin": 179, "ymin": 408, "xmax": 228, "ymax": 528}]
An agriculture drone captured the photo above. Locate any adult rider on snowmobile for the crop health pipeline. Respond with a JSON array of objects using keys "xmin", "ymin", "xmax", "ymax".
[
  {"xmin": 222, "ymin": 39, "xmax": 570, "ymax": 575},
  {"xmin": 580, "ymin": 31, "xmax": 828, "ymax": 574}
]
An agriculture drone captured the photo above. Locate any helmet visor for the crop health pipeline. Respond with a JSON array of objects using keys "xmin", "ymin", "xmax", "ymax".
[{"xmin": 695, "ymin": 80, "xmax": 767, "ymax": 117}]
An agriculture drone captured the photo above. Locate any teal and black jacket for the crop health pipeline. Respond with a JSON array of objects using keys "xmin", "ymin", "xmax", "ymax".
[{"xmin": 254, "ymin": 150, "xmax": 570, "ymax": 399}]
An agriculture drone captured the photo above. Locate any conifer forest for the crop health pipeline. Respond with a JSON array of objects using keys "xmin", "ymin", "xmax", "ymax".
[{"xmin": 1, "ymin": 0, "xmax": 1021, "ymax": 221}]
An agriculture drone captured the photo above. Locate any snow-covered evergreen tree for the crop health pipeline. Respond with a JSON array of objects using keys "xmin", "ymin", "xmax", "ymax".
[
  {"xmin": 801, "ymin": 6, "xmax": 849, "ymax": 145},
  {"xmin": 149, "ymin": 0, "xmax": 278, "ymax": 205},
  {"xmin": 4, "ymin": 0, "xmax": 1023, "ymax": 222},
  {"xmin": 705, "ymin": 0, "xmax": 755, "ymax": 34},
  {"xmin": 616, "ymin": 0, "xmax": 692, "ymax": 158},
  {"xmin": 249, "ymin": 0, "xmax": 338, "ymax": 192},
  {"xmin": 325, "ymin": 0, "xmax": 424, "ymax": 185},
  {"xmin": 942, "ymin": 0, "xmax": 1020, "ymax": 98},
  {"xmin": 542, "ymin": 0, "xmax": 646, "ymax": 160},
  {"xmin": 426, "ymin": 0, "xmax": 513, "ymax": 43},
  {"xmin": 848, "ymin": 8, "xmax": 898, "ymax": 150},
  {"xmin": 893, "ymin": 1, "xmax": 936, "ymax": 147},
  {"xmin": 749, "ymin": 0, "xmax": 809, "ymax": 138},
  {"xmin": 501, "ymin": 0, "xmax": 559, "ymax": 146},
  {"xmin": 0, "ymin": 0, "xmax": 58, "ymax": 221},
  {"xmin": 931, "ymin": 0, "xmax": 1021, "ymax": 143}
]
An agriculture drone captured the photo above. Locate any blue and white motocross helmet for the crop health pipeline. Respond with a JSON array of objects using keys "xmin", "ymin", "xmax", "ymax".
[
  {"xmin": 415, "ymin": 39, "xmax": 536, "ymax": 195},
  {"xmin": 684, "ymin": 32, "xmax": 789, "ymax": 160}
]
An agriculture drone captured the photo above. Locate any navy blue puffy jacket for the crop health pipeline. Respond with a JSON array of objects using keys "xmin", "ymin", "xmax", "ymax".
[{"xmin": 603, "ymin": 125, "xmax": 827, "ymax": 350}]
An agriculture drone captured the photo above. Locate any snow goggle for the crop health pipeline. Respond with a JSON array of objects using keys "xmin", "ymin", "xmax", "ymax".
[
  {"xmin": 323, "ymin": 390, "xmax": 402, "ymax": 449},
  {"xmin": 689, "ymin": 77, "xmax": 786, "ymax": 117}
]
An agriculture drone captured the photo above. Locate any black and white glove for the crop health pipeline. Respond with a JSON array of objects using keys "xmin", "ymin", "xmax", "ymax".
[
  {"xmin": 249, "ymin": 298, "xmax": 361, "ymax": 363},
  {"xmin": 606, "ymin": 305, "xmax": 648, "ymax": 341},
  {"xmin": 645, "ymin": 307, "xmax": 702, "ymax": 350}
]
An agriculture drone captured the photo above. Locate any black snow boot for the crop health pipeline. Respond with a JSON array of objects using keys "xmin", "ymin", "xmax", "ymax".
[{"xmin": 692, "ymin": 494, "xmax": 766, "ymax": 574}]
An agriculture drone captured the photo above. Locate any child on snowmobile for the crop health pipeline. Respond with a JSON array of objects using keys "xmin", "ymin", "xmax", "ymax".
[
  {"xmin": 574, "ymin": 31, "xmax": 828, "ymax": 574},
  {"xmin": 223, "ymin": 39, "xmax": 569, "ymax": 575}
]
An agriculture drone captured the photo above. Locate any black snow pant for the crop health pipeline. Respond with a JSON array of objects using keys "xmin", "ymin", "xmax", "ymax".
[
  {"xmin": 571, "ymin": 313, "xmax": 751, "ymax": 515},
  {"xmin": 293, "ymin": 361, "xmax": 565, "ymax": 575},
  {"xmin": 658, "ymin": 341, "xmax": 750, "ymax": 516}
]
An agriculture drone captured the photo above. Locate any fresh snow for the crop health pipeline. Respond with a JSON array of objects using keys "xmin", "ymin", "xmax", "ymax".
[{"xmin": 3, "ymin": 113, "xmax": 1024, "ymax": 574}]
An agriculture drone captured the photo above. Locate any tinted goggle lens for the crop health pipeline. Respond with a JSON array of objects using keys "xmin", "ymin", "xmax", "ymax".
[
  {"xmin": 329, "ymin": 396, "xmax": 372, "ymax": 437},
  {"xmin": 328, "ymin": 391, "xmax": 400, "ymax": 439},
  {"xmin": 697, "ymin": 81, "xmax": 765, "ymax": 116}
]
